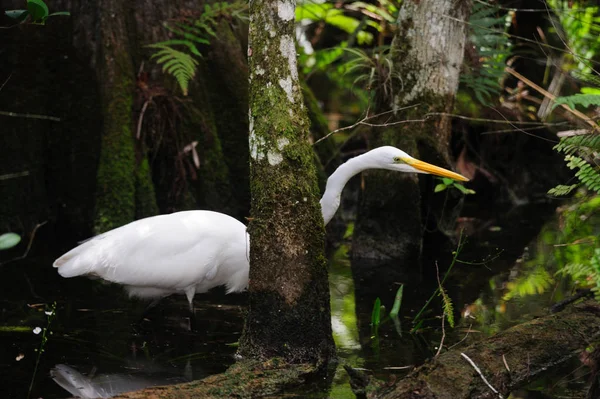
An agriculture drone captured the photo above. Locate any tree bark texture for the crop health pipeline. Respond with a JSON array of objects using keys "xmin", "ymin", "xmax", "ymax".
[
  {"xmin": 353, "ymin": 0, "xmax": 471, "ymax": 262},
  {"xmin": 367, "ymin": 300, "xmax": 600, "ymax": 399},
  {"xmin": 238, "ymin": 0, "xmax": 335, "ymax": 364}
]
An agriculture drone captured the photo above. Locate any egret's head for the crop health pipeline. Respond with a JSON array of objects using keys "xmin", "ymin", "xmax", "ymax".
[{"xmin": 367, "ymin": 146, "xmax": 469, "ymax": 182}]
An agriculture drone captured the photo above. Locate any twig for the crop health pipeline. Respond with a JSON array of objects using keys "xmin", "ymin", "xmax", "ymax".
[
  {"xmin": 435, "ymin": 261, "xmax": 446, "ymax": 358},
  {"xmin": 502, "ymin": 354, "xmax": 510, "ymax": 372},
  {"xmin": 448, "ymin": 323, "xmax": 474, "ymax": 350},
  {"xmin": 550, "ymin": 289, "xmax": 593, "ymax": 314},
  {"xmin": 556, "ymin": 129, "xmax": 591, "ymax": 138},
  {"xmin": 505, "ymin": 67, "xmax": 599, "ymax": 131},
  {"xmin": 383, "ymin": 365, "xmax": 414, "ymax": 370},
  {"xmin": 460, "ymin": 352, "xmax": 504, "ymax": 398},
  {"xmin": 313, "ymin": 104, "xmax": 421, "ymax": 145},
  {"xmin": 0, "ymin": 74, "xmax": 12, "ymax": 92},
  {"xmin": 0, "ymin": 171, "xmax": 30, "ymax": 181},
  {"xmin": 136, "ymin": 99, "xmax": 151, "ymax": 139},
  {"xmin": 442, "ymin": 14, "xmax": 600, "ymax": 67},
  {"xmin": 0, "ymin": 110, "xmax": 61, "ymax": 122},
  {"xmin": 0, "ymin": 221, "xmax": 47, "ymax": 267}
]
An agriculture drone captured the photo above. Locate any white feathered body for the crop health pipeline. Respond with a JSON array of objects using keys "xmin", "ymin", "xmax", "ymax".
[{"xmin": 53, "ymin": 211, "xmax": 249, "ymax": 302}]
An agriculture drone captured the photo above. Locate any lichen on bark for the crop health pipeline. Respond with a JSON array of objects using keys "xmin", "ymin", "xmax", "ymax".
[{"xmin": 238, "ymin": 0, "xmax": 335, "ymax": 364}]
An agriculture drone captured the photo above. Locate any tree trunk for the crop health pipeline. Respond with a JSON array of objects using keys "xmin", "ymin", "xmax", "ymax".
[
  {"xmin": 353, "ymin": 0, "xmax": 471, "ymax": 262},
  {"xmin": 237, "ymin": 0, "xmax": 335, "ymax": 364}
]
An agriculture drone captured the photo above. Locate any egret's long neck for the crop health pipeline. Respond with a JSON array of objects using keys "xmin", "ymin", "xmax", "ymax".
[{"xmin": 320, "ymin": 154, "xmax": 371, "ymax": 225}]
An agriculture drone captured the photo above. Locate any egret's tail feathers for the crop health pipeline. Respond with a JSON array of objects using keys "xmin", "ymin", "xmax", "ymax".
[{"xmin": 53, "ymin": 243, "xmax": 96, "ymax": 278}]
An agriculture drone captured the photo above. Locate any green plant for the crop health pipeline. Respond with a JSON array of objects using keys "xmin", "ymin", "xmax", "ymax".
[
  {"xmin": 0, "ymin": 232, "xmax": 21, "ymax": 250},
  {"xmin": 28, "ymin": 302, "xmax": 57, "ymax": 399},
  {"xmin": 412, "ymin": 234, "xmax": 465, "ymax": 331},
  {"xmin": 434, "ymin": 177, "xmax": 475, "ymax": 195},
  {"xmin": 5, "ymin": 0, "xmax": 70, "ymax": 25},
  {"xmin": 148, "ymin": 1, "xmax": 247, "ymax": 95},
  {"xmin": 459, "ymin": 1, "xmax": 512, "ymax": 105}
]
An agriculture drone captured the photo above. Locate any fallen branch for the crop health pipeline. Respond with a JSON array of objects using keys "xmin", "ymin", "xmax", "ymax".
[{"xmin": 368, "ymin": 300, "xmax": 600, "ymax": 399}]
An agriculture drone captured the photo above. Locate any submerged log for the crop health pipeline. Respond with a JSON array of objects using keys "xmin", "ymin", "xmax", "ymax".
[
  {"xmin": 114, "ymin": 360, "xmax": 319, "ymax": 399},
  {"xmin": 366, "ymin": 300, "xmax": 600, "ymax": 399}
]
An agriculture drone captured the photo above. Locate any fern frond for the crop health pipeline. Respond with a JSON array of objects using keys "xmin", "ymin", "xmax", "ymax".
[
  {"xmin": 554, "ymin": 133, "xmax": 600, "ymax": 155},
  {"xmin": 460, "ymin": 1, "xmax": 512, "ymax": 105},
  {"xmin": 148, "ymin": 1, "xmax": 247, "ymax": 95},
  {"xmin": 553, "ymin": 93, "xmax": 600, "ymax": 110},
  {"xmin": 503, "ymin": 266, "xmax": 553, "ymax": 301},
  {"xmin": 565, "ymin": 155, "xmax": 600, "ymax": 195},
  {"xmin": 438, "ymin": 285, "xmax": 455, "ymax": 328},
  {"xmin": 150, "ymin": 45, "xmax": 198, "ymax": 95},
  {"xmin": 548, "ymin": 184, "xmax": 580, "ymax": 197}
]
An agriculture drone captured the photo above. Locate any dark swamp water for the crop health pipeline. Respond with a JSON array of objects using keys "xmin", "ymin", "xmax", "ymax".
[{"xmin": 0, "ymin": 201, "xmax": 593, "ymax": 398}]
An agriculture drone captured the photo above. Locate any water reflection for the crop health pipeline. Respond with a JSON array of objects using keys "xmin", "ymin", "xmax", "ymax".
[{"xmin": 50, "ymin": 362, "xmax": 189, "ymax": 398}]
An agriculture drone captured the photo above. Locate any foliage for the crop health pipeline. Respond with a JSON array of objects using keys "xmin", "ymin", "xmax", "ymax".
[
  {"xmin": 459, "ymin": 1, "xmax": 512, "ymax": 105},
  {"xmin": 148, "ymin": 45, "xmax": 198, "ymax": 96},
  {"xmin": 0, "ymin": 232, "xmax": 21, "ymax": 250},
  {"xmin": 551, "ymin": 133, "xmax": 600, "ymax": 196},
  {"xmin": 547, "ymin": 0, "xmax": 600, "ymax": 76},
  {"xmin": 297, "ymin": 0, "xmax": 400, "ymax": 107},
  {"xmin": 553, "ymin": 93, "xmax": 600, "ymax": 111},
  {"xmin": 370, "ymin": 297, "xmax": 382, "ymax": 333},
  {"xmin": 434, "ymin": 177, "xmax": 475, "ymax": 195},
  {"xmin": 437, "ymin": 283, "xmax": 455, "ymax": 328},
  {"xmin": 554, "ymin": 93, "xmax": 600, "ymax": 109},
  {"xmin": 502, "ymin": 266, "xmax": 554, "ymax": 301},
  {"xmin": 558, "ymin": 249, "xmax": 600, "ymax": 297},
  {"xmin": 149, "ymin": 2, "xmax": 247, "ymax": 95},
  {"xmin": 389, "ymin": 284, "xmax": 403, "ymax": 319},
  {"xmin": 412, "ymin": 234, "xmax": 464, "ymax": 331},
  {"xmin": 5, "ymin": 0, "xmax": 70, "ymax": 25}
]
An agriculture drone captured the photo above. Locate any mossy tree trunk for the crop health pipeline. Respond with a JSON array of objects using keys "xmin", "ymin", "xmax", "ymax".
[
  {"xmin": 353, "ymin": 0, "xmax": 471, "ymax": 262},
  {"xmin": 93, "ymin": 0, "xmax": 140, "ymax": 234},
  {"xmin": 237, "ymin": 0, "xmax": 335, "ymax": 364}
]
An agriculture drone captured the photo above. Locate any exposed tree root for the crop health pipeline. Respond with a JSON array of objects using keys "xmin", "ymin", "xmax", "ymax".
[{"xmin": 114, "ymin": 359, "xmax": 320, "ymax": 399}]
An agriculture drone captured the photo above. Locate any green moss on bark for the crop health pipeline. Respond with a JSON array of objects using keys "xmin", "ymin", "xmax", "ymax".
[
  {"xmin": 239, "ymin": 0, "xmax": 335, "ymax": 364},
  {"xmin": 93, "ymin": 56, "xmax": 136, "ymax": 234},
  {"xmin": 94, "ymin": 1, "xmax": 138, "ymax": 234},
  {"xmin": 134, "ymin": 156, "xmax": 159, "ymax": 219}
]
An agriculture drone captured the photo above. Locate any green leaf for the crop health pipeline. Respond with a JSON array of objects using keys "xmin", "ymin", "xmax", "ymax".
[
  {"xmin": 389, "ymin": 285, "xmax": 403, "ymax": 318},
  {"xmin": 442, "ymin": 178, "xmax": 454, "ymax": 185},
  {"xmin": 47, "ymin": 11, "xmax": 71, "ymax": 17},
  {"xmin": 434, "ymin": 184, "xmax": 447, "ymax": 193},
  {"xmin": 27, "ymin": 0, "xmax": 49, "ymax": 21},
  {"xmin": 0, "ymin": 233, "xmax": 21, "ymax": 250},
  {"xmin": 454, "ymin": 183, "xmax": 476, "ymax": 195},
  {"xmin": 371, "ymin": 297, "xmax": 381, "ymax": 327},
  {"xmin": 5, "ymin": 9, "xmax": 29, "ymax": 21}
]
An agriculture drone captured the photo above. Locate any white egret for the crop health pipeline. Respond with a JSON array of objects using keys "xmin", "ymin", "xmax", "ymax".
[{"xmin": 54, "ymin": 146, "xmax": 467, "ymax": 310}]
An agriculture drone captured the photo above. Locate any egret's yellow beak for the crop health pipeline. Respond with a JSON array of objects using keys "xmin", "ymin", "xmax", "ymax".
[{"xmin": 404, "ymin": 158, "xmax": 469, "ymax": 182}]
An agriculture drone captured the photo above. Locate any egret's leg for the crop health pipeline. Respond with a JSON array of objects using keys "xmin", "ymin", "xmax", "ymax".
[{"xmin": 185, "ymin": 288, "xmax": 197, "ymax": 332}]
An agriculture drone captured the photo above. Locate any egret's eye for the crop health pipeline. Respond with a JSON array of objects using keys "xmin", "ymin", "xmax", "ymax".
[{"xmin": 393, "ymin": 156, "xmax": 403, "ymax": 163}]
